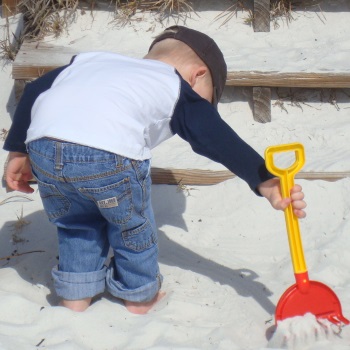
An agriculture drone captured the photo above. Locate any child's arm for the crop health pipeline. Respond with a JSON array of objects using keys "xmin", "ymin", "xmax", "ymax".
[
  {"xmin": 170, "ymin": 84, "xmax": 274, "ymax": 195},
  {"xmin": 171, "ymin": 80, "xmax": 306, "ymax": 218},
  {"xmin": 257, "ymin": 178, "xmax": 306, "ymax": 218},
  {"xmin": 5, "ymin": 152, "xmax": 34, "ymax": 193}
]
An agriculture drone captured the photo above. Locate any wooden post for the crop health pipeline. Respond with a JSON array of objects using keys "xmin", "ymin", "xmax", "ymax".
[
  {"xmin": 253, "ymin": 0, "xmax": 270, "ymax": 32},
  {"xmin": 2, "ymin": 0, "xmax": 19, "ymax": 17},
  {"xmin": 253, "ymin": 87, "xmax": 271, "ymax": 123}
]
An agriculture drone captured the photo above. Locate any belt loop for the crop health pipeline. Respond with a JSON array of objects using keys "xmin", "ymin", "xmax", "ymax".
[
  {"xmin": 54, "ymin": 142, "xmax": 64, "ymax": 171},
  {"xmin": 115, "ymin": 154, "xmax": 124, "ymax": 168}
]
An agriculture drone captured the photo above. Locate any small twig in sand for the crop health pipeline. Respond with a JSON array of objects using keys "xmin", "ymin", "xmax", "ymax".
[
  {"xmin": 0, "ymin": 195, "xmax": 33, "ymax": 206},
  {"xmin": 273, "ymin": 100, "xmax": 289, "ymax": 114},
  {"xmin": 0, "ymin": 128, "xmax": 9, "ymax": 141},
  {"xmin": 36, "ymin": 338, "xmax": 45, "ymax": 347},
  {"xmin": 0, "ymin": 250, "xmax": 45, "ymax": 261},
  {"xmin": 10, "ymin": 206, "xmax": 31, "ymax": 243},
  {"xmin": 329, "ymin": 90, "xmax": 340, "ymax": 111},
  {"xmin": 275, "ymin": 88, "xmax": 321, "ymax": 113},
  {"xmin": 322, "ymin": 89, "xmax": 341, "ymax": 110},
  {"xmin": 314, "ymin": 4, "xmax": 326, "ymax": 24},
  {"xmin": 177, "ymin": 179, "xmax": 198, "ymax": 197}
]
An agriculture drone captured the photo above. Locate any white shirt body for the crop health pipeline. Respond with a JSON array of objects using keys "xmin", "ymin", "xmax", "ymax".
[{"xmin": 27, "ymin": 52, "xmax": 180, "ymax": 160}]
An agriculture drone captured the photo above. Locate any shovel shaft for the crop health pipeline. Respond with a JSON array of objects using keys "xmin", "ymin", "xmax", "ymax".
[
  {"xmin": 265, "ymin": 143, "xmax": 308, "ymax": 276},
  {"xmin": 281, "ymin": 171, "xmax": 307, "ymax": 274}
]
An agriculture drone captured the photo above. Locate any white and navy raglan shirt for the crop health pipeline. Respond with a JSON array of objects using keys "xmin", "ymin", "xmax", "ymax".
[{"xmin": 4, "ymin": 52, "xmax": 273, "ymax": 195}]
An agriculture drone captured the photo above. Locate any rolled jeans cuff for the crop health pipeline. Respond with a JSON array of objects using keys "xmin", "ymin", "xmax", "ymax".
[
  {"xmin": 52, "ymin": 265, "xmax": 107, "ymax": 300},
  {"xmin": 106, "ymin": 266, "xmax": 163, "ymax": 303}
]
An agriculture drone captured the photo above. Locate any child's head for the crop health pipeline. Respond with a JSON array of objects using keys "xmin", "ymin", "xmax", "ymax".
[{"xmin": 146, "ymin": 26, "xmax": 227, "ymax": 108}]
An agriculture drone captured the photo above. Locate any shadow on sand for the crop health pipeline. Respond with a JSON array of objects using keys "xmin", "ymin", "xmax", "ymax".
[{"xmin": 0, "ymin": 183, "xmax": 275, "ymax": 315}]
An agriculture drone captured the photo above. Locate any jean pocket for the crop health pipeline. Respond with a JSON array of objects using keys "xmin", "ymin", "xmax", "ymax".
[
  {"xmin": 79, "ymin": 177, "xmax": 133, "ymax": 224},
  {"xmin": 36, "ymin": 179, "xmax": 71, "ymax": 219},
  {"xmin": 122, "ymin": 220, "xmax": 157, "ymax": 252}
]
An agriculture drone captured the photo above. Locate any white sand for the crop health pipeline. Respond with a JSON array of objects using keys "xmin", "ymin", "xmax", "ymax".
[{"xmin": 1, "ymin": 1, "xmax": 350, "ymax": 349}]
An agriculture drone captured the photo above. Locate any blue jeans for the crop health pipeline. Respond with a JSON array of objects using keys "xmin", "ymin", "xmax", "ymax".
[{"xmin": 28, "ymin": 138, "xmax": 162, "ymax": 302}]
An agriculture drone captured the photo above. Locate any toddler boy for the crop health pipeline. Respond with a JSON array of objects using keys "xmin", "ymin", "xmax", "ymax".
[{"xmin": 4, "ymin": 26, "xmax": 306, "ymax": 314}]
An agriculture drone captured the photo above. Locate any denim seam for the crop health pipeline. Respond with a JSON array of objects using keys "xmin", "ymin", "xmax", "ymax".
[
  {"xmin": 122, "ymin": 220, "xmax": 157, "ymax": 252},
  {"xmin": 31, "ymin": 161, "xmax": 65, "ymax": 182},
  {"xmin": 29, "ymin": 140, "xmax": 122, "ymax": 163},
  {"xmin": 34, "ymin": 178, "xmax": 71, "ymax": 219},
  {"xmin": 31, "ymin": 160, "xmax": 132, "ymax": 183},
  {"xmin": 66, "ymin": 164, "xmax": 132, "ymax": 182},
  {"xmin": 30, "ymin": 144, "xmax": 119, "ymax": 163},
  {"xmin": 131, "ymin": 160, "xmax": 148, "ymax": 216},
  {"xmin": 78, "ymin": 177, "xmax": 130, "ymax": 194}
]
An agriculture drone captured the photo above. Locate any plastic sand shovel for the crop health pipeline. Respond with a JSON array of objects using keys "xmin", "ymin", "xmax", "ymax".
[{"xmin": 265, "ymin": 142, "xmax": 349, "ymax": 326}]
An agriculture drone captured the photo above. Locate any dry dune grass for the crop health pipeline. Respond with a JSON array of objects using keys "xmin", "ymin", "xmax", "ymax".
[
  {"xmin": 1, "ymin": 0, "xmax": 195, "ymax": 59},
  {"xmin": 0, "ymin": 15, "xmax": 22, "ymax": 60},
  {"xmin": 0, "ymin": 0, "xmax": 195, "ymax": 48},
  {"xmin": 18, "ymin": 0, "xmax": 195, "ymax": 37},
  {"xmin": 0, "ymin": 0, "xmax": 323, "ymax": 60},
  {"xmin": 19, "ymin": 0, "xmax": 79, "ymax": 39},
  {"xmin": 214, "ymin": 0, "xmax": 322, "ymax": 28},
  {"xmin": 114, "ymin": 0, "xmax": 196, "ymax": 25}
]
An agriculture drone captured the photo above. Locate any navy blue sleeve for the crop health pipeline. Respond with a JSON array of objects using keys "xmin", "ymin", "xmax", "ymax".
[
  {"xmin": 170, "ymin": 80, "xmax": 274, "ymax": 195},
  {"xmin": 3, "ymin": 64, "xmax": 71, "ymax": 153}
]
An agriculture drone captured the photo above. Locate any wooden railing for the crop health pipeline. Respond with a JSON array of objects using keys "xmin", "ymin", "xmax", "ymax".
[{"xmin": 12, "ymin": 41, "xmax": 350, "ymax": 123}]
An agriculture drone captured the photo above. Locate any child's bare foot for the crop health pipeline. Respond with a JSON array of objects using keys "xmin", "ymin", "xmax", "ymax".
[
  {"xmin": 60, "ymin": 297, "xmax": 92, "ymax": 312},
  {"xmin": 124, "ymin": 291, "xmax": 166, "ymax": 315}
]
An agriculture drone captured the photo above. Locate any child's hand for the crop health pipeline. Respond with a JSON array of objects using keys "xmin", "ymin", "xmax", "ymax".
[
  {"xmin": 257, "ymin": 178, "xmax": 306, "ymax": 218},
  {"xmin": 5, "ymin": 152, "xmax": 34, "ymax": 193}
]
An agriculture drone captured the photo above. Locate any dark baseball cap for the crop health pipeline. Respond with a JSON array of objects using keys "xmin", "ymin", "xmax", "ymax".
[{"xmin": 149, "ymin": 25, "xmax": 227, "ymax": 108}]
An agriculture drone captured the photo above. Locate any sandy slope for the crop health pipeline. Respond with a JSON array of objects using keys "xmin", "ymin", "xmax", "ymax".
[{"xmin": 1, "ymin": 1, "xmax": 350, "ymax": 349}]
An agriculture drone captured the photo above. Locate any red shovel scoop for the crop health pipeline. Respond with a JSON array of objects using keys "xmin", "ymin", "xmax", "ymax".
[{"xmin": 265, "ymin": 143, "xmax": 349, "ymax": 326}]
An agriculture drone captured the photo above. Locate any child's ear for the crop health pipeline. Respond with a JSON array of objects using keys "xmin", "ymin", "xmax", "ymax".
[{"xmin": 189, "ymin": 66, "xmax": 209, "ymax": 88}]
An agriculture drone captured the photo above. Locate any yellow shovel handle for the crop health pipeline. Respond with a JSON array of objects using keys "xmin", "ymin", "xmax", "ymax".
[{"xmin": 265, "ymin": 143, "xmax": 307, "ymax": 274}]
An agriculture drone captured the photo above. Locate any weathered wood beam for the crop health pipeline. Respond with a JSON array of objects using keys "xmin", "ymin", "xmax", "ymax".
[
  {"xmin": 226, "ymin": 71, "xmax": 350, "ymax": 89},
  {"xmin": 13, "ymin": 66, "xmax": 68, "ymax": 80},
  {"xmin": 4, "ymin": 166, "xmax": 349, "ymax": 191},
  {"xmin": 11, "ymin": 41, "xmax": 350, "ymax": 124},
  {"xmin": 14, "ymin": 68, "xmax": 350, "ymax": 90},
  {"xmin": 253, "ymin": 0, "xmax": 270, "ymax": 32},
  {"xmin": 151, "ymin": 168, "xmax": 235, "ymax": 185},
  {"xmin": 150, "ymin": 168, "xmax": 349, "ymax": 185},
  {"xmin": 14, "ymin": 69, "xmax": 350, "ymax": 90},
  {"xmin": 13, "ymin": 42, "xmax": 350, "ymax": 89},
  {"xmin": 12, "ymin": 42, "xmax": 78, "ymax": 80}
]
